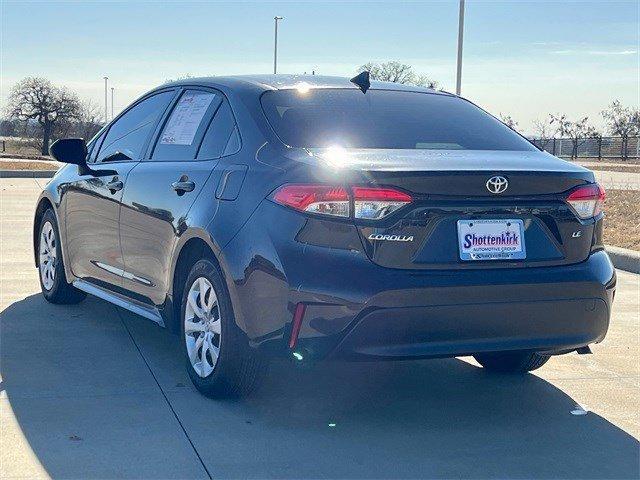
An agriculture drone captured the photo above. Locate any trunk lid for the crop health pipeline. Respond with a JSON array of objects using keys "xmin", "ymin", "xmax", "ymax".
[
  {"xmin": 303, "ymin": 148, "xmax": 594, "ymax": 195},
  {"xmin": 301, "ymin": 148, "xmax": 597, "ymax": 270}
]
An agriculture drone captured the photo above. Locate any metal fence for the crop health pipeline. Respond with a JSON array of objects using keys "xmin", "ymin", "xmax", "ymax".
[{"xmin": 530, "ymin": 136, "xmax": 640, "ymax": 159}]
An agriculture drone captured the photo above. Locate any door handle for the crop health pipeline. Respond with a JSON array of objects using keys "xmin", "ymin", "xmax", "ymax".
[
  {"xmin": 106, "ymin": 179, "xmax": 123, "ymax": 194},
  {"xmin": 171, "ymin": 180, "xmax": 195, "ymax": 195}
]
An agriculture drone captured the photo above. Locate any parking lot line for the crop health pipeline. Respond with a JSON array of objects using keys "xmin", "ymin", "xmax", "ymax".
[{"xmin": 115, "ymin": 307, "xmax": 214, "ymax": 480}]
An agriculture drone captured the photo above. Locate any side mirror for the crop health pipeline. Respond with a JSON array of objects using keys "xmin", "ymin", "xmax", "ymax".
[
  {"xmin": 49, "ymin": 138, "xmax": 88, "ymax": 166},
  {"xmin": 49, "ymin": 138, "xmax": 114, "ymax": 176}
]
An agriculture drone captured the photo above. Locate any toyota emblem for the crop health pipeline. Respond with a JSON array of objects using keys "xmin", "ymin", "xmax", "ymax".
[{"xmin": 486, "ymin": 176, "xmax": 509, "ymax": 194}]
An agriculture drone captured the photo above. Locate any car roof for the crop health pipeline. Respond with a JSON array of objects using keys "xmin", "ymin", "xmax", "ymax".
[{"xmin": 161, "ymin": 74, "xmax": 452, "ymax": 96}]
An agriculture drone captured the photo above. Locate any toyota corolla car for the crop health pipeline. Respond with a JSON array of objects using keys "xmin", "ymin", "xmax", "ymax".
[{"xmin": 34, "ymin": 74, "xmax": 616, "ymax": 397}]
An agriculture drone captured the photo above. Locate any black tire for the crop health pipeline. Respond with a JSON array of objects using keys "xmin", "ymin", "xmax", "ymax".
[
  {"xmin": 180, "ymin": 258, "xmax": 267, "ymax": 398},
  {"xmin": 37, "ymin": 209, "xmax": 86, "ymax": 304},
  {"xmin": 474, "ymin": 351, "xmax": 550, "ymax": 373}
]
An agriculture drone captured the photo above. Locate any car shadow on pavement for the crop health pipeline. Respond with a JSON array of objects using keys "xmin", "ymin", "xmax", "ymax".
[{"xmin": 2, "ymin": 294, "xmax": 639, "ymax": 479}]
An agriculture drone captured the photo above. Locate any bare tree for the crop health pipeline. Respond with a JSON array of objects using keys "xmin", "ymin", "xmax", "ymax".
[
  {"xmin": 601, "ymin": 100, "xmax": 640, "ymax": 160},
  {"xmin": 413, "ymin": 74, "xmax": 439, "ymax": 89},
  {"xmin": 590, "ymin": 128, "xmax": 604, "ymax": 160},
  {"xmin": 0, "ymin": 119, "xmax": 19, "ymax": 137},
  {"xmin": 532, "ymin": 117, "xmax": 557, "ymax": 151},
  {"xmin": 498, "ymin": 114, "xmax": 519, "ymax": 131},
  {"xmin": 6, "ymin": 77, "xmax": 82, "ymax": 155},
  {"xmin": 164, "ymin": 73, "xmax": 195, "ymax": 84},
  {"xmin": 550, "ymin": 114, "xmax": 598, "ymax": 160},
  {"xmin": 358, "ymin": 61, "xmax": 439, "ymax": 89},
  {"xmin": 57, "ymin": 100, "xmax": 103, "ymax": 141},
  {"xmin": 76, "ymin": 101, "xmax": 103, "ymax": 140}
]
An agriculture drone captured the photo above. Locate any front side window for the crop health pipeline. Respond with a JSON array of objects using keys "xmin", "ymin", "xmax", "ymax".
[
  {"xmin": 87, "ymin": 129, "xmax": 107, "ymax": 163},
  {"xmin": 260, "ymin": 89, "xmax": 536, "ymax": 152},
  {"xmin": 152, "ymin": 90, "xmax": 221, "ymax": 161},
  {"xmin": 96, "ymin": 90, "xmax": 175, "ymax": 162}
]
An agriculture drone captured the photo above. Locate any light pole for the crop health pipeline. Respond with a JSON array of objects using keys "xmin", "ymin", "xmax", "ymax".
[
  {"xmin": 455, "ymin": 0, "xmax": 465, "ymax": 95},
  {"xmin": 103, "ymin": 76, "xmax": 109, "ymax": 123},
  {"xmin": 273, "ymin": 16, "xmax": 283, "ymax": 74},
  {"xmin": 111, "ymin": 87, "xmax": 115, "ymax": 120}
]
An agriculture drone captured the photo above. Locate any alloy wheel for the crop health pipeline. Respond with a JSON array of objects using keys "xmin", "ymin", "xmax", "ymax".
[
  {"xmin": 184, "ymin": 276, "xmax": 221, "ymax": 378},
  {"xmin": 39, "ymin": 221, "xmax": 57, "ymax": 290}
]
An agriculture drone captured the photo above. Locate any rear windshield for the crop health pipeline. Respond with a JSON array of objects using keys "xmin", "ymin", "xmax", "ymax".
[{"xmin": 261, "ymin": 89, "xmax": 536, "ymax": 151}]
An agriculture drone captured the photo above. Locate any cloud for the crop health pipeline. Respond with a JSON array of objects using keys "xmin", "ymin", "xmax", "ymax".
[
  {"xmin": 550, "ymin": 49, "xmax": 637, "ymax": 56},
  {"xmin": 587, "ymin": 50, "xmax": 637, "ymax": 55}
]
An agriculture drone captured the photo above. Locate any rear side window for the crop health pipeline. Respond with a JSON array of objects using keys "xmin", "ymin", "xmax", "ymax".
[
  {"xmin": 96, "ymin": 90, "xmax": 174, "ymax": 162},
  {"xmin": 152, "ymin": 90, "xmax": 221, "ymax": 161},
  {"xmin": 197, "ymin": 100, "xmax": 238, "ymax": 159},
  {"xmin": 260, "ymin": 89, "xmax": 536, "ymax": 151},
  {"xmin": 223, "ymin": 127, "xmax": 241, "ymax": 156}
]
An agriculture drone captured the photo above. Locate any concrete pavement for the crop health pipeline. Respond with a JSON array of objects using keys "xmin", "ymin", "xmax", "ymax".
[{"xmin": 1, "ymin": 178, "xmax": 639, "ymax": 479}]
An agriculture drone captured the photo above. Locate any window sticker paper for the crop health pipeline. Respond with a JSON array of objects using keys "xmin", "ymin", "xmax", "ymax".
[{"xmin": 160, "ymin": 92, "xmax": 216, "ymax": 145}]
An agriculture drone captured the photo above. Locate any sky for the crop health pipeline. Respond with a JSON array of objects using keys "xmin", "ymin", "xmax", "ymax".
[{"xmin": 1, "ymin": 0, "xmax": 638, "ymax": 134}]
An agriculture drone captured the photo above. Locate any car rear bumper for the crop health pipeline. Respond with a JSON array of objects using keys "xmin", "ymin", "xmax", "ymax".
[
  {"xmin": 221, "ymin": 202, "xmax": 616, "ymax": 361},
  {"xmin": 297, "ymin": 253, "xmax": 614, "ymax": 361},
  {"xmin": 330, "ymin": 297, "xmax": 609, "ymax": 360}
]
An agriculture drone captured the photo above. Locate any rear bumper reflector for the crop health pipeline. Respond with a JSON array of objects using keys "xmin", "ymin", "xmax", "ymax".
[{"xmin": 288, "ymin": 303, "xmax": 307, "ymax": 349}]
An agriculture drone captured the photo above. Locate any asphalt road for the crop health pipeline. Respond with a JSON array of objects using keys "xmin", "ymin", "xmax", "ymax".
[{"xmin": 1, "ymin": 178, "xmax": 639, "ymax": 479}]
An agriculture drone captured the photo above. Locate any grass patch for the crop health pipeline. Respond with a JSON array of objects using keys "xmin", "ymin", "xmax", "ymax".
[
  {"xmin": 587, "ymin": 165, "xmax": 640, "ymax": 174},
  {"xmin": 0, "ymin": 160, "xmax": 59, "ymax": 171},
  {"xmin": 604, "ymin": 189, "xmax": 640, "ymax": 251},
  {"xmin": 0, "ymin": 137, "xmax": 41, "ymax": 156},
  {"xmin": 570, "ymin": 157, "xmax": 640, "ymax": 165}
]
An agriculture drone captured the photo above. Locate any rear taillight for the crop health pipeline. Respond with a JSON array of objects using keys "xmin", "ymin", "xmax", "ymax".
[
  {"xmin": 272, "ymin": 184, "xmax": 412, "ymax": 220},
  {"xmin": 566, "ymin": 183, "xmax": 605, "ymax": 219},
  {"xmin": 272, "ymin": 184, "xmax": 350, "ymax": 217},
  {"xmin": 352, "ymin": 186, "xmax": 412, "ymax": 220}
]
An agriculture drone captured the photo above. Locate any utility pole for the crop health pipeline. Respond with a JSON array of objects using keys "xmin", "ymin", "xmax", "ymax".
[
  {"xmin": 455, "ymin": 0, "xmax": 465, "ymax": 95},
  {"xmin": 103, "ymin": 76, "xmax": 109, "ymax": 123},
  {"xmin": 273, "ymin": 16, "xmax": 283, "ymax": 74},
  {"xmin": 111, "ymin": 87, "xmax": 115, "ymax": 120}
]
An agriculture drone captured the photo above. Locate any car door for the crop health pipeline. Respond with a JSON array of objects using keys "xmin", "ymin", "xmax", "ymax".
[
  {"xmin": 119, "ymin": 88, "xmax": 241, "ymax": 306},
  {"xmin": 64, "ymin": 89, "xmax": 176, "ymax": 288}
]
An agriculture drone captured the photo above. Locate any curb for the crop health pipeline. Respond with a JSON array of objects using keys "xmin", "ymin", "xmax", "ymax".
[
  {"xmin": 606, "ymin": 245, "xmax": 640, "ymax": 274},
  {"xmin": 0, "ymin": 153, "xmax": 52, "ymax": 161},
  {"xmin": 0, "ymin": 170, "xmax": 57, "ymax": 178}
]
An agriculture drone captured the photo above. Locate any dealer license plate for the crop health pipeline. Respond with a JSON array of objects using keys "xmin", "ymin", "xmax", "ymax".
[{"xmin": 457, "ymin": 219, "xmax": 526, "ymax": 261}]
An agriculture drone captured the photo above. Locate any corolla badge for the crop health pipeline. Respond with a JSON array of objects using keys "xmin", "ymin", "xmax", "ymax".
[
  {"xmin": 486, "ymin": 176, "xmax": 509, "ymax": 194},
  {"xmin": 368, "ymin": 234, "xmax": 414, "ymax": 242}
]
